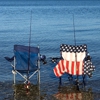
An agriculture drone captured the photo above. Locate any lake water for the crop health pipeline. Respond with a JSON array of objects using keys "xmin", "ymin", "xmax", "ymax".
[{"xmin": 0, "ymin": 0, "xmax": 100, "ymax": 99}]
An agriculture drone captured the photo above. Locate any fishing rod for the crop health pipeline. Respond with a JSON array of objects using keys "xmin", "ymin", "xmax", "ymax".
[
  {"xmin": 72, "ymin": 14, "xmax": 79, "ymax": 87},
  {"xmin": 27, "ymin": 11, "xmax": 32, "ymax": 83},
  {"xmin": 73, "ymin": 14, "xmax": 76, "ymax": 46}
]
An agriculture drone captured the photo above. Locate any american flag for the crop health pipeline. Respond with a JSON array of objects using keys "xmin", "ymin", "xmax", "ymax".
[{"xmin": 53, "ymin": 44, "xmax": 95, "ymax": 77}]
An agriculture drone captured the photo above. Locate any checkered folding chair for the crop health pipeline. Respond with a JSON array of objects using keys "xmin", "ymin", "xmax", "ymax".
[
  {"xmin": 5, "ymin": 45, "xmax": 41, "ymax": 85},
  {"xmin": 53, "ymin": 44, "xmax": 95, "ymax": 86}
]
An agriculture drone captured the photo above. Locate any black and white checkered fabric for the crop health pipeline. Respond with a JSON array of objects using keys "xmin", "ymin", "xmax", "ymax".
[
  {"xmin": 60, "ymin": 44, "xmax": 87, "ymax": 53},
  {"xmin": 84, "ymin": 57, "xmax": 95, "ymax": 77}
]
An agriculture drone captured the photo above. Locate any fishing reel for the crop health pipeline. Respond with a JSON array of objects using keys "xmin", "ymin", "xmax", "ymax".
[
  {"xmin": 50, "ymin": 57, "xmax": 62, "ymax": 63},
  {"xmin": 40, "ymin": 55, "xmax": 47, "ymax": 64},
  {"xmin": 85, "ymin": 53, "xmax": 92, "ymax": 61}
]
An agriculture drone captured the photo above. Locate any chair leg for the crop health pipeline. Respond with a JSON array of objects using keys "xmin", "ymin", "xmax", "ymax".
[
  {"xmin": 75, "ymin": 76, "xmax": 80, "ymax": 90},
  {"xmin": 59, "ymin": 77, "xmax": 62, "ymax": 86},
  {"xmin": 14, "ymin": 73, "xmax": 16, "ymax": 85},
  {"xmin": 38, "ymin": 71, "xmax": 41, "ymax": 100},
  {"xmin": 37, "ymin": 69, "xmax": 40, "ymax": 85},
  {"xmin": 82, "ymin": 75, "xmax": 86, "ymax": 87},
  {"xmin": 38, "ymin": 69, "xmax": 40, "ymax": 85},
  {"xmin": 75, "ymin": 76, "xmax": 79, "ymax": 86},
  {"xmin": 13, "ymin": 57, "xmax": 16, "ymax": 85},
  {"xmin": 68, "ymin": 74, "xmax": 73, "ymax": 81}
]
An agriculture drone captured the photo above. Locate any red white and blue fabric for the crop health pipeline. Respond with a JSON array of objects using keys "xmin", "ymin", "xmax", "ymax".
[{"xmin": 53, "ymin": 44, "xmax": 87, "ymax": 77}]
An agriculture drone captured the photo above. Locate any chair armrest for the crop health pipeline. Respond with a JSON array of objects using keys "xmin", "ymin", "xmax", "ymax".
[{"xmin": 4, "ymin": 56, "xmax": 14, "ymax": 62}]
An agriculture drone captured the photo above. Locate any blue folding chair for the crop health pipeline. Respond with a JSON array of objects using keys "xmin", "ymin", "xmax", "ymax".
[{"xmin": 5, "ymin": 45, "xmax": 41, "ymax": 85}]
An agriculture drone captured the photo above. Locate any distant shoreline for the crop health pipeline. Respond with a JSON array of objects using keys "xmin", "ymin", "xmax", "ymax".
[{"xmin": 0, "ymin": 1, "xmax": 100, "ymax": 6}]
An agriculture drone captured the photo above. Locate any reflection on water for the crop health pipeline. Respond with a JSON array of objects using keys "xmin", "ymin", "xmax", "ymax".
[
  {"xmin": 0, "ymin": 80, "xmax": 100, "ymax": 100},
  {"xmin": 13, "ymin": 84, "xmax": 41, "ymax": 100},
  {"xmin": 53, "ymin": 85, "xmax": 93, "ymax": 100}
]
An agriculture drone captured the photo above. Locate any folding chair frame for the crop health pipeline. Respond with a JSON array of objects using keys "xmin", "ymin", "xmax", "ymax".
[{"xmin": 11, "ymin": 46, "xmax": 40, "ymax": 85}]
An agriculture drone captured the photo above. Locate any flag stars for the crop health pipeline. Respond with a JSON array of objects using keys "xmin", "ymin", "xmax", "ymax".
[{"xmin": 60, "ymin": 44, "xmax": 87, "ymax": 53}]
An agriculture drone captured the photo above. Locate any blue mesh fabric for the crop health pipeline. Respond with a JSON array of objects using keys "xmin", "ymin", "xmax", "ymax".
[{"xmin": 14, "ymin": 45, "xmax": 39, "ymax": 73}]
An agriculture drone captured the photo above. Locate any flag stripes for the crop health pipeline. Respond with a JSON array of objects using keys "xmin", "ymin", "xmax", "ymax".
[{"xmin": 53, "ymin": 60, "xmax": 84, "ymax": 77}]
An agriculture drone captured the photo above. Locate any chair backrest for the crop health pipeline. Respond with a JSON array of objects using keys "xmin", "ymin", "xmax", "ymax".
[
  {"xmin": 60, "ymin": 44, "xmax": 87, "ymax": 61},
  {"xmin": 60, "ymin": 44, "xmax": 87, "ymax": 75},
  {"xmin": 14, "ymin": 45, "xmax": 39, "ymax": 72}
]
